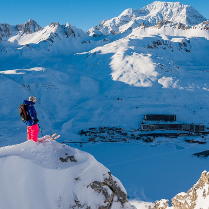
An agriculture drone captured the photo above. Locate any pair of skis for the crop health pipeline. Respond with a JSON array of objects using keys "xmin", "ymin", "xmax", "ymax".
[
  {"xmin": 39, "ymin": 133, "xmax": 61, "ymax": 142},
  {"xmin": 48, "ymin": 133, "xmax": 61, "ymax": 140}
]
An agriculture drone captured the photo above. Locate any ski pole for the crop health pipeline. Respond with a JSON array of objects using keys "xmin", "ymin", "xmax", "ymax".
[{"xmin": 38, "ymin": 124, "xmax": 44, "ymax": 137}]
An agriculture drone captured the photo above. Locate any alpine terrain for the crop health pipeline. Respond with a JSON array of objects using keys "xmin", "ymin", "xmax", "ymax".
[
  {"xmin": 0, "ymin": 140, "xmax": 134, "ymax": 209},
  {"xmin": 1, "ymin": 1, "xmax": 209, "ymax": 208}
]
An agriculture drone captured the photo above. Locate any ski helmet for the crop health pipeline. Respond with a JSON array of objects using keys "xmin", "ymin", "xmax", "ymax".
[{"xmin": 28, "ymin": 96, "xmax": 37, "ymax": 103}]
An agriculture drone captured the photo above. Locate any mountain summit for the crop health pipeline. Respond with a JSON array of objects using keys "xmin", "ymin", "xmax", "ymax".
[
  {"xmin": 16, "ymin": 19, "xmax": 42, "ymax": 34},
  {"xmin": 0, "ymin": 19, "xmax": 41, "ymax": 41},
  {"xmin": 88, "ymin": 1, "xmax": 207, "ymax": 36},
  {"xmin": 0, "ymin": 140, "xmax": 134, "ymax": 209}
]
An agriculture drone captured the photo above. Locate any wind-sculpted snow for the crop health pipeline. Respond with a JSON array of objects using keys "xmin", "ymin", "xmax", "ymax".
[{"xmin": 0, "ymin": 140, "xmax": 134, "ymax": 209}]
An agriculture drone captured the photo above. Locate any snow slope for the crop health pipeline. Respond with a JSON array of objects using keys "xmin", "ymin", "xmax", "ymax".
[
  {"xmin": 89, "ymin": 26, "xmax": 209, "ymax": 88},
  {"xmin": 0, "ymin": 140, "xmax": 134, "ymax": 209}
]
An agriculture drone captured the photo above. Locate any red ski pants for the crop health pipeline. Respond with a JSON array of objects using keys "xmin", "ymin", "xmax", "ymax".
[{"xmin": 27, "ymin": 124, "xmax": 39, "ymax": 142}]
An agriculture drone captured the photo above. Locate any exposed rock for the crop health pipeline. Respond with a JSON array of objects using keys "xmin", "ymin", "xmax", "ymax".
[
  {"xmin": 154, "ymin": 171, "xmax": 209, "ymax": 209},
  {"xmin": 59, "ymin": 155, "xmax": 77, "ymax": 162},
  {"xmin": 185, "ymin": 139, "xmax": 206, "ymax": 144},
  {"xmin": 154, "ymin": 199, "xmax": 169, "ymax": 209},
  {"xmin": 16, "ymin": 19, "xmax": 42, "ymax": 33},
  {"xmin": 193, "ymin": 150, "xmax": 209, "ymax": 158},
  {"xmin": 89, "ymin": 173, "xmax": 129, "ymax": 209},
  {"xmin": 171, "ymin": 171, "xmax": 209, "ymax": 209}
]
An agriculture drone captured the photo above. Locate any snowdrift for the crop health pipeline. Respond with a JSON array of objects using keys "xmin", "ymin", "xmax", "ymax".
[{"xmin": 0, "ymin": 140, "xmax": 134, "ymax": 209}]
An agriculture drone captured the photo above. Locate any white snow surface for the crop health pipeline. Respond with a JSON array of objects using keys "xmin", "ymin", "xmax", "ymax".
[
  {"xmin": 89, "ymin": 25, "xmax": 209, "ymax": 88},
  {"xmin": 194, "ymin": 185, "xmax": 209, "ymax": 209},
  {"xmin": 130, "ymin": 200, "xmax": 154, "ymax": 209},
  {"xmin": 0, "ymin": 140, "xmax": 133, "ymax": 209},
  {"xmin": 0, "ymin": 67, "xmax": 45, "ymax": 74}
]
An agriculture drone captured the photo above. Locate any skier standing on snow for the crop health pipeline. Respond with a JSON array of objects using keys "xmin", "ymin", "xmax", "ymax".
[{"xmin": 23, "ymin": 96, "xmax": 39, "ymax": 142}]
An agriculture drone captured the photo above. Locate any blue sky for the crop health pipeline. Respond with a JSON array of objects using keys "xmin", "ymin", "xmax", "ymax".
[{"xmin": 1, "ymin": 0, "xmax": 209, "ymax": 31}]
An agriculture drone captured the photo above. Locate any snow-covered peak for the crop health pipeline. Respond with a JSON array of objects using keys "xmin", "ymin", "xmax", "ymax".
[
  {"xmin": 16, "ymin": 19, "xmax": 42, "ymax": 34},
  {"xmin": 144, "ymin": 1, "xmax": 206, "ymax": 25},
  {"xmin": 119, "ymin": 8, "xmax": 135, "ymax": 17},
  {"xmin": 0, "ymin": 140, "xmax": 134, "ymax": 209},
  {"xmin": 88, "ymin": 1, "xmax": 207, "ymax": 36},
  {"xmin": 47, "ymin": 22, "xmax": 85, "ymax": 38},
  {"xmin": 4, "ymin": 21, "xmax": 89, "ymax": 55},
  {"xmin": 0, "ymin": 20, "xmax": 87, "ymax": 46},
  {"xmin": 0, "ymin": 24, "xmax": 13, "ymax": 40},
  {"xmin": 0, "ymin": 19, "xmax": 41, "ymax": 41}
]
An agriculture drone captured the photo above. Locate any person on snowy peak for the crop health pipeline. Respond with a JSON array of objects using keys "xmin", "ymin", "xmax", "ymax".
[{"xmin": 24, "ymin": 96, "xmax": 39, "ymax": 142}]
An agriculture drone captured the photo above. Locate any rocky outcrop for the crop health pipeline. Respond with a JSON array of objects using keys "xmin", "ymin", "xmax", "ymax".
[
  {"xmin": 172, "ymin": 171, "xmax": 209, "ymax": 209},
  {"xmin": 0, "ymin": 141, "xmax": 134, "ymax": 209},
  {"xmin": 0, "ymin": 19, "xmax": 41, "ymax": 41},
  {"xmin": 154, "ymin": 171, "xmax": 209, "ymax": 209},
  {"xmin": 16, "ymin": 19, "xmax": 42, "ymax": 33},
  {"xmin": 154, "ymin": 199, "xmax": 169, "ymax": 209},
  {"xmin": 89, "ymin": 173, "xmax": 128, "ymax": 209}
]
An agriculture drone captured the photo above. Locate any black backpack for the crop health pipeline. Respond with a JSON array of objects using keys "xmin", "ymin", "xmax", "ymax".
[{"xmin": 19, "ymin": 104, "xmax": 30, "ymax": 122}]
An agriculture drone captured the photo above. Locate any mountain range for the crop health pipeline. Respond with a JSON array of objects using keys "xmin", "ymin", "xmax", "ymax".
[
  {"xmin": 1, "ymin": 1, "xmax": 209, "ymax": 209},
  {"xmin": 0, "ymin": 1, "xmax": 208, "ymax": 57}
]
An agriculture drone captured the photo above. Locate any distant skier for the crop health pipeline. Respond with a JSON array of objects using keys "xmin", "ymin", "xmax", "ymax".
[{"xmin": 21, "ymin": 96, "xmax": 39, "ymax": 142}]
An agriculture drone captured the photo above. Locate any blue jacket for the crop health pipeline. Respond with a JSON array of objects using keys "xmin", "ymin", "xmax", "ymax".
[{"xmin": 23, "ymin": 100, "xmax": 38, "ymax": 126}]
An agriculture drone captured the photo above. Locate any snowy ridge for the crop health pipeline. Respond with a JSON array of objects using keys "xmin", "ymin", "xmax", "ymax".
[
  {"xmin": 0, "ymin": 2, "xmax": 208, "ymax": 56},
  {"xmin": 88, "ymin": 1, "xmax": 207, "ymax": 36},
  {"xmin": 0, "ymin": 20, "xmax": 90, "ymax": 56},
  {"xmin": 0, "ymin": 19, "xmax": 41, "ymax": 41},
  {"xmin": 0, "ymin": 140, "xmax": 134, "ymax": 209},
  {"xmin": 8, "ymin": 22, "xmax": 87, "ymax": 45}
]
